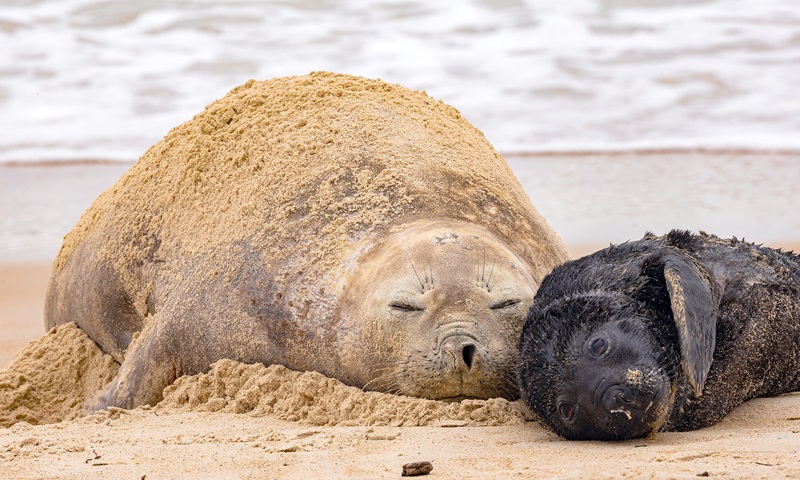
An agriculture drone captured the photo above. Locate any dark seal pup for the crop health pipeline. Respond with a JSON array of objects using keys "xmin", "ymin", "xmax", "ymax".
[{"xmin": 517, "ymin": 230, "xmax": 800, "ymax": 440}]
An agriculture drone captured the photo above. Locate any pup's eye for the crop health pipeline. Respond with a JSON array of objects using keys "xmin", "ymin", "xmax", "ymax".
[
  {"xmin": 389, "ymin": 302, "xmax": 423, "ymax": 312},
  {"xmin": 590, "ymin": 338, "xmax": 608, "ymax": 356},
  {"xmin": 490, "ymin": 299, "xmax": 520, "ymax": 310},
  {"xmin": 558, "ymin": 402, "xmax": 576, "ymax": 421}
]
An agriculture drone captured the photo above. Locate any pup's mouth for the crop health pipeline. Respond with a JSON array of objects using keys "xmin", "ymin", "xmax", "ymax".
[{"xmin": 598, "ymin": 376, "xmax": 664, "ymax": 413}]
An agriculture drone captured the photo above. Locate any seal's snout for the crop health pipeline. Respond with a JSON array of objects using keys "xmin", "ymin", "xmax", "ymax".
[
  {"xmin": 598, "ymin": 383, "xmax": 653, "ymax": 425},
  {"xmin": 441, "ymin": 334, "xmax": 481, "ymax": 372}
]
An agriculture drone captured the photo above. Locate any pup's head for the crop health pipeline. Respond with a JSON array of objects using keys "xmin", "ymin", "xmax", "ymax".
[{"xmin": 517, "ymin": 243, "xmax": 721, "ymax": 440}]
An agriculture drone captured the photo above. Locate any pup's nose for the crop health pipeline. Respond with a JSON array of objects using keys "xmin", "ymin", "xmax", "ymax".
[{"xmin": 602, "ymin": 385, "xmax": 638, "ymax": 414}]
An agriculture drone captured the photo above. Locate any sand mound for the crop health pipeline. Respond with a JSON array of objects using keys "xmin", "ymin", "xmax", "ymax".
[
  {"xmin": 158, "ymin": 359, "xmax": 528, "ymax": 427},
  {"xmin": 0, "ymin": 328, "xmax": 526, "ymax": 429},
  {"xmin": 0, "ymin": 323, "xmax": 118, "ymax": 427}
]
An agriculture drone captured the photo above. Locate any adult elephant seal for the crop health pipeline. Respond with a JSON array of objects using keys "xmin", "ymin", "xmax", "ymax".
[
  {"xmin": 517, "ymin": 230, "xmax": 800, "ymax": 440},
  {"xmin": 45, "ymin": 72, "xmax": 569, "ymax": 410}
]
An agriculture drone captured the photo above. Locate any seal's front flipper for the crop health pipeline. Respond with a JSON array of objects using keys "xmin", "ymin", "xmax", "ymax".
[
  {"xmin": 661, "ymin": 253, "xmax": 722, "ymax": 397},
  {"xmin": 92, "ymin": 321, "xmax": 180, "ymax": 411}
]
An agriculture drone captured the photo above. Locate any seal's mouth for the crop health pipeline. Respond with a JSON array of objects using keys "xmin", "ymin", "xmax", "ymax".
[
  {"xmin": 576, "ymin": 372, "xmax": 670, "ymax": 440},
  {"xmin": 598, "ymin": 379, "xmax": 662, "ymax": 414},
  {"xmin": 434, "ymin": 395, "xmax": 483, "ymax": 402}
]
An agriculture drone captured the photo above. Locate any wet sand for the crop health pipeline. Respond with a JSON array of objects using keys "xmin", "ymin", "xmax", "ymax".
[{"xmin": 0, "ymin": 263, "xmax": 50, "ymax": 368}]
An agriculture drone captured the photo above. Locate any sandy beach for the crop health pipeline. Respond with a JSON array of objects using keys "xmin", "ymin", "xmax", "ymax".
[
  {"xmin": 2, "ymin": 255, "xmax": 800, "ymax": 479},
  {"xmin": 0, "ymin": 263, "xmax": 50, "ymax": 368}
]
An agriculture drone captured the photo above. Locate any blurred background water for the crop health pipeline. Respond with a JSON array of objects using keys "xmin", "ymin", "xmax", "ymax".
[
  {"xmin": 2, "ymin": 0, "xmax": 799, "ymax": 162},
  {"xmin": 0, "ymin": 0, "xmax": 799, "ymax": 262}
]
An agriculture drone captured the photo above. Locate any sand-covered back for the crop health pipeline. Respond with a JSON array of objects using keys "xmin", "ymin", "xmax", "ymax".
[{"xmin": 52, "ymin": 72, "xmax": 567, "ymax": 323}]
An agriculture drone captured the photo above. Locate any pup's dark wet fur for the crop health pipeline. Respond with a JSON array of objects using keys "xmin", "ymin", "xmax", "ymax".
[{"xmin": 517, "ymin": 230, "xmax": 800, "ymax": 440}]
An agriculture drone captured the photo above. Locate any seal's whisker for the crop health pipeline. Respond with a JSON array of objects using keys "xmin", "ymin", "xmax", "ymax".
[
  {"xmin": 498, "ymin": 371, "xmax": 521, "ymax": 399},
  {"xmin": 427, "ymin": 264, "xmax": 434, "ymax": 290},
  {"xmin": 363, "ymin": 371, "xmax": 403, "ymax": 392},
  {"xmin": 486, "ymin": 259, "xmax": 497, "ymax": 292},
  {"xmin": 410, "ymin": 261, "xmax": 426, "ymax": 294},
  {"xmin": 369, "ymin": 365, "xmax": 401, "ymax": 373},
  {"xmin": 481, "ymin": 248, "xmax": 487, "ymax": 285},
  {"xmin": 381, "ymin": 377, "xmax": 417, "ymax": 396},
  {"xmin": 364, "ymin": 358, "xmax": 418, "ymax": 392}
]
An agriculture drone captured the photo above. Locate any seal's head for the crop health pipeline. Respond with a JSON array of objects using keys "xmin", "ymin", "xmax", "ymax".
[
  {"xmin": 518, "ymin": 291, "xmax": 673, "ymax": 440},
  {"xmin": 517, "ymin": 236, "xmax": 723, "ymax": 440},
  {"xmin": 340, "ymin": 219, "xmax": 537, "ymax": 400}
]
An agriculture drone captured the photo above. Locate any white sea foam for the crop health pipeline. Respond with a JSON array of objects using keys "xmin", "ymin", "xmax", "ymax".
[{"xmin": 1, "ymin": 0, "xmax": 799, "ymax": 163}]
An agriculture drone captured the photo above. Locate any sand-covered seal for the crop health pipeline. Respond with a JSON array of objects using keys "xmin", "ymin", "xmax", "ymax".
[
  {"xmin": 517, "ymin": 230, "xmax": 800, "ymax": 440},
  {"xmin": 45, "ymin": 72, "xmax": 569, "ymax": 410}
]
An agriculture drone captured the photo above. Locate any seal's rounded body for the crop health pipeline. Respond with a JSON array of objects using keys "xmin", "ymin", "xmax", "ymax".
[{"xmin": 45, "ymin": 72, "xmax": 569, "ymax": 409}]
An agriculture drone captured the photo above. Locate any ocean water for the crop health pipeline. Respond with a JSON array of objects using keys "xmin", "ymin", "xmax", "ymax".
[{"xmin": 1, "ymin": 0, "xmax": 800, "ymax": 162}]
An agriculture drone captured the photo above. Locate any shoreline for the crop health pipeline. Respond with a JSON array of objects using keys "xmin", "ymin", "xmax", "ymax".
[
  {"xmin": 502, "ymin": 146, "xmax": 800, "ymax": 158},
  {"xmin": 3, "ymin": 151, "xmax": 800, "ymax": 265},
  {"xmin": 2, "ymin": 146, "xmax": 800, "ymax": 167}
]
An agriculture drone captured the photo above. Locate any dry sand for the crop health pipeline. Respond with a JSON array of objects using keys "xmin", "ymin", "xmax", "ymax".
[{"xmin": 2, "ymin": 260, "xmax": 799, "ymax": 479}]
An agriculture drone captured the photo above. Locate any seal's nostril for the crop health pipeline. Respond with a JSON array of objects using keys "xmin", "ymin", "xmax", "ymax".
[{"xmin": 462, "ymin": 344, "xmax": 477, "ymax": 369}]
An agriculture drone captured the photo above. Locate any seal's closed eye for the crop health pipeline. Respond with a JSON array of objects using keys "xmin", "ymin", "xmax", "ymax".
[
  {"xmin": 389, "ymin": 302, "xmax": 424, "ymax": 312},
  {"xmin": 490, "ymin": 299, "xmax": 520, "ymax": 310}
]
